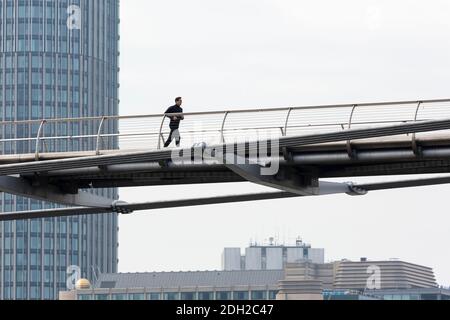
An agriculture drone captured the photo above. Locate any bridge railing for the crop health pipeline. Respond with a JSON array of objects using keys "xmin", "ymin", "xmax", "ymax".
[{"xmin": 0, "ymin": 98, "xmax": 450, "ymax": 157}]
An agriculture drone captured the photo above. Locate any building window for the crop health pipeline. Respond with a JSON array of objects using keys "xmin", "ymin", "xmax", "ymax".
[
  {"xmin": 198, "ymin": 292, "xmax": 214, "ymax": 300},
  {"xmin": 78, "ymin": 294, "xmax": 93, "ymax": 301},
  {"xmin": 31, "ymin": 220, "xmax": 42, "ymax": 233},
  {"xmin": 44, "ymin": 287, "xmax": 53, "ymax": 300},
  {"xmin": 147, "ymin": 293, "xmax": 161, "ymax": 301},
  {"xmin": 16, "ymin": 287, "xmax": 26, "ymax": 300},
  {"xmin": 251, "ymin": 291, "xmax": 267, "ymax": 300},
  {"xmin": 164, "ymin": 292, "xmax": 180, "ymax": 301},
  {"xmin": 31, "ymin": 237, "xmax": 41, "ymax": 250},
  {"xmin": 128, "ymin": 293, "xmax": 145, "ymax": 300},
  {"xmin": 30, "ymin": 286, "xmax": 41, "ymax": 300},
  {"xmin": 111, "ymin": 294, "xmax": 127, "ymax": 300},
  {"xmin": 95, "ymin": 294, "xmax": 109, "ymax": 300},
  {"xmin": 216, "ymin": 291, "xmax": 232, "ymax": 300},
  {"xmin": 233, "ymin": 291, "xmax": 249, "ymax": 300},
  {"xmin": 181, "ymin": 292, "xmax": 197, "ymax": 300},
  {"xmin": 268, "ymin": 291, "xmax": 278, "ymax": 300},
  {"xmin": 31, "ymin": 270, "xmax": 41, "ymax": 282},
  {"xmin": 4, "ymin": 287, "xmax": 12, "ymax": 300}
]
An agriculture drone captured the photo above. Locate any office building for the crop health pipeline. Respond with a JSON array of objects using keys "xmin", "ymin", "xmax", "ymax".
[{"xmin": 0, "ymin": 0, "xmax": 120, "ymax": 299}]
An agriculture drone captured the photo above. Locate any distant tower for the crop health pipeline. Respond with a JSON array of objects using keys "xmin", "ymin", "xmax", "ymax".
[{"xmin": 222, "ymin": 238, "xmax": 325, "ymax": 271}]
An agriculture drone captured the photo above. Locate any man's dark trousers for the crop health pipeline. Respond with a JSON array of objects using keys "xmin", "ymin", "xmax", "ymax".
[{"xmin": 164, "ymin": 128, "xmax": 181, "ymax": 147}]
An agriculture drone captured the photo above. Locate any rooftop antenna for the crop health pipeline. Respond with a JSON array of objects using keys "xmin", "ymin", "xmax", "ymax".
[
  {"xmin": 91, "ymin": 266, "xmax": 98, "ymax": 284},
  {"xmin": 276, "ymin": 228, "xmax": 280, "ymax": 247},
  {"xmin": 286, "ymin": 227, "xmax": 291, "ymax": 246}
]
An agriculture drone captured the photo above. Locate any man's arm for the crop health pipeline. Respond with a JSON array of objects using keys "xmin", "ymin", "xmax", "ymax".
[
  {"xmin": 165, "ymin": 106, "xmax": 184, "ymax": 121},
  {"xmin": 179, "ymin": 108, "xmax": 185, "ymax": 120},
  {"xmin": 165, "ymin": 106, "xmax": 177, "ymax": 120}
]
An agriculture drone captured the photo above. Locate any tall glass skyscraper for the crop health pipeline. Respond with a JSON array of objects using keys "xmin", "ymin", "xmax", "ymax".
[{"xmin": 0, "ymin": 0, "xmax": 120, "ymax": 299}]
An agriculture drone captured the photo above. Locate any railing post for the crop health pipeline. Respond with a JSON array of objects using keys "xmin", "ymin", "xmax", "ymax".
[
  {"xmin": 96, "ymin": 116, "xmax": 107, "ymax": 155},
  {"xmin": 157, "ymin": 114, "xmax": 167, "ymax": 150},
  {"xmin": 346, "ymin": 105, "xmax": 357, "ymax": 157},
  {"xmin": 35, "ymin": 120, "xmax": 47, "ymax": 161},
  {"xmin": 221, "ymin": 111, "xmax": 230, "ymax": 144},
  {"xmin": 283, "ymin": 108, "xmax": 293, "ymax": 137},
  {"xmin": 412, "ymin": 101, "xmax": 423, "ymax": 155}
]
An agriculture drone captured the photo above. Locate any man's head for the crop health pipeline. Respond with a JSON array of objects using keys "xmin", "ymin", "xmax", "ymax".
[{"xmin": 175, "ymin": 97, "xmax": 183, "ymax": 107}]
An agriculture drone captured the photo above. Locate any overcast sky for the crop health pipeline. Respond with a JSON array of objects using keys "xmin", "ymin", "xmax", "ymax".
[{"xmin": 117, "ymin": 0, "xmax": 450, "ymax": 286}]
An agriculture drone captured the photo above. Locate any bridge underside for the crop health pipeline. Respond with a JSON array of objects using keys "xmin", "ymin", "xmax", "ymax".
[
  {"xmin": 18, "ymin": 158, "xmax": 450, "ymax": 191},
  {"xmin": 13, "ymin": 138, "xmax": 450, "ymax": 192}
]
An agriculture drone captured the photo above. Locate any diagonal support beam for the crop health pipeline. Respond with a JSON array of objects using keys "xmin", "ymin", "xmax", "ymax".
[
  {"xmin": 0, "ymin": 192, "xmax": 299, "ymax": 221},
  {"xmin": 221, "ymin": 152, "xmax": 358, "ymax": 196},
  {"xmin": 0, "ymin": 175, "xmax": 113, "ymax": 208},
  {"xmin": 225, "ymin": 161, "xmax": 319, "ymax": 195}
]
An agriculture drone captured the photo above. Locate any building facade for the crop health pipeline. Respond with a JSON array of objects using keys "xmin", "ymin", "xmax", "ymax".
[
  {"xmin": 61, "ymin": 270, "xmax": 283, "ymax": 301},
  {"xmin": 0, "ymin": 0, "xmax": 120, "ymax": 299},
  {"xmin": 333, "ymin": 260, "xmax": 437, "ymax": 290},
  {"xmin": 277, "ymin": 259, "xmax": 438, "ymax": 300},
  {"xmin": 60, "ymin": 259, "xmax": 449, "ymax": 301}
]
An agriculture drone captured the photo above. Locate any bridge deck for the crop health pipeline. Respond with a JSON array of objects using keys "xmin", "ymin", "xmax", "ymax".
[
  {"xmin": 1, "ymin": 132, "xmax": 450, "ymax": 163},
  {"xmin": 0, "ymin": 99, "xmax": 450, "ymax": 189}
]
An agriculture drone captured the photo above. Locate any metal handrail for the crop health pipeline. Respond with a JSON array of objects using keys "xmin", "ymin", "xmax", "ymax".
[
  {"xmin": 221, "ymin": 111, "xmax": 230, "ymax": 143},
  {"xmin": 0, "ymin": 118, "xmax": 444, "ymax": 148},
  {"xmin": 0, "ymin": 118, "xmax": 431, "ymax": 144},
  {"xmin": 0, "ymin": 98, "xmax": 449, "ymax": 126},
  {"xmin": 0, "ymin": 99, "xmax": 450, "ymax": 155},
  {"xmin": 346, "ymin": 105, "xmax": 357, "ymax": 157},
  {"xmin": 157, "ymin": 115, "xmax": 166, "ymax": 150},
  {"xmin": 34, "ymin": 120, "xmax": 47, "ymax": 161},
  {"xmin": 95, "ymin": 116, "xmax": 107, "ymax": 155},
  {"xmin": 283, "ymin": 108, "xmax": 293, "ymax": 137},
  {"xmin": 412, "ymin": 101, "xmax": 423, "ymax": 155}
]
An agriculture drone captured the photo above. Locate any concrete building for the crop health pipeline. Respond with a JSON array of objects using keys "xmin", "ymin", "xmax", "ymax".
[
  {"xmin": 333, "ymin": 259, "xmax": 437, "ymax": 290},
  {"xmin": 222, "ymin": 238, "xmax": 325, "ymax": 271},
  {"xmin": 61, "ymin": 270, "xmax": 283, "ymax": 301},
  {"xmin": 0, "ymin": 0, "xmax": 120, "ymax": 299},
  {"xmin": 276, "ymin": 259, "xmax": 438, "ymax": 300},
  {"xmin": 60, "ymin": 258, "xmax": 448, "ymax": 300}
]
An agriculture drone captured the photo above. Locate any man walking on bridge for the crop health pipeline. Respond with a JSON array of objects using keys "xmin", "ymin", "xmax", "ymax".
[{"xmin": 164, "ymin": 97, "xmax": 185, "ymax": 148}]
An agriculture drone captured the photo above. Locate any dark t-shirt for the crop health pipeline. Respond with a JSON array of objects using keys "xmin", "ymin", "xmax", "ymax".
[{"xmin": 165, "ymin": 105, "xmax": 184, "ymax": 129}]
